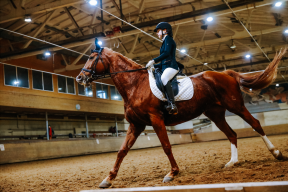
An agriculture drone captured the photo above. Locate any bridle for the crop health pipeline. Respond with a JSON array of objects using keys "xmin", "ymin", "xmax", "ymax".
[
  {"xmin": 81, "ymin": 47, "xmax": 147, "ymax": 82},
  {"xmin": 81, "ymin": 47, "xmax": 109, "ymax": 82}
]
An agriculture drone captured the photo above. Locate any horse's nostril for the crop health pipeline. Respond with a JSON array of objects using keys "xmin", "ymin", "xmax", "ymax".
[{"xmin": 76, "ymin": 75, "xmax": 82, "ymax": 81}]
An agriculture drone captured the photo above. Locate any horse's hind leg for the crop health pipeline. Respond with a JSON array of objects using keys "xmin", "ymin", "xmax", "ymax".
[
  {"xmin": 99, "ymin": 123, "xmax": 145, "ymax": 188},
  {"xmin": 204, "ymin": 106, "xmax": 239, "ymax": 168},
  {"xmin": 233, "ymin": 106, "xmax": 283, "ymax": 160}
]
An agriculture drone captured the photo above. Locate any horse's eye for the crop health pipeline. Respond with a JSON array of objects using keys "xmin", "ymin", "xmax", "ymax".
[{"xmin": 89, "ymin": 56, "xmax": 94, "ymax": 60}]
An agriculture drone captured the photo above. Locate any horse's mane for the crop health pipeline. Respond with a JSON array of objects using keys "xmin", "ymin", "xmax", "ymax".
[{"xmin": 104, "ymin": 47, "xmax": 144, "ymax": 70}]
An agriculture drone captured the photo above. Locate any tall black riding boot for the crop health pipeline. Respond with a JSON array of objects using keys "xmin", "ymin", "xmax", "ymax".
[{"xmin": 164, "ymin": 81, "xmax": 178, "ymax": 115}]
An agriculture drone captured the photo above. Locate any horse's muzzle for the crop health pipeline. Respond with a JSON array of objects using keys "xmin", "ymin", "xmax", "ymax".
[{"xmin": 76, "ymin": 75, "xmax": 83, "ymax": 83}]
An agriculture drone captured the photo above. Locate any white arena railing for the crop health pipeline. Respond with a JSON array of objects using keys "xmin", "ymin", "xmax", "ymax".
[{"xmin": 80, "ymin": 181, "xmax": 288, "ymax": 192}]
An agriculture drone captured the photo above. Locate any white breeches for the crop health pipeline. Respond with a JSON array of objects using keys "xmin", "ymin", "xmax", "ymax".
[{"xmin": 161, "ymin": 68, "xmax": 179, "ymax": 86}]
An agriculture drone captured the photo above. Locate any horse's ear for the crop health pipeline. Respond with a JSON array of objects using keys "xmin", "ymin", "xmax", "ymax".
[{"xmin": 95, "ymin": 38, "xmax": 101, "ymax": 51}]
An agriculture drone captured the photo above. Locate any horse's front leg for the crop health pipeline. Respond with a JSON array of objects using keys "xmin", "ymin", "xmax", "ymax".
[
  {"xmin": 151, "ymin": 114, "xmax": 179, "ymax": 183},
  {"xmin": 99, "ymin": 124, "xmax": 144, "ymax": 188}
]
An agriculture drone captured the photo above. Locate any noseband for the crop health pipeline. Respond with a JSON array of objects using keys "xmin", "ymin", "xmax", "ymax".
[{"xmin": 81, "ymin": 47, "xmax": 109, "ymax": 81}]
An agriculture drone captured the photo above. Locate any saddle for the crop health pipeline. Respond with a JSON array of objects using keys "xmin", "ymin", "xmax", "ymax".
[{"xmin": 153, "ymin": 62, "xmax": 185, "ymax": 97}]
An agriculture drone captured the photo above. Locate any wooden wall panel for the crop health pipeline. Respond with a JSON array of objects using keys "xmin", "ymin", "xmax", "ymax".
[{"xmin": 0, "ymin": 134, "xmax": 192, "ymax": 164}]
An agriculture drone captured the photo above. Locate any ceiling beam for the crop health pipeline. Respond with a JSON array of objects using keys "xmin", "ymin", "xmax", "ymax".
[
  {"xmin": 111, "ymin": 0, "xmax": 127, "ymax": 21},
  {"xmin": 61, "ymin": 54, "xmax": 69, "ymax": 66},
  {"xmin": 22, "ymin": 10, "xmax": 56, "ymax": 49},
  {"xmin": 0, "ymin": 0, "xmax": 86, "ymax": 24},
  {"xmin": 9, "ymin": 0, "xmax": 17, "ymax": 9},
  {"xmin": 1, "ymin": 0, "xmax": 286, "ymax": 61},
  {"xmin": 90, "ymin": 6, "xmax": 99, "ymax": 34},
  {"xmin": 126, "ymin": 0, "xmax": 145, "ymax": 57},
  {"xmin": 194, "ymin": 30, "xmax": 207, "ymax": 58},
  {"xmin": 20, "ymin": 0, "xmax": 26, "ymax": 9},
  {"xmin": 133, "ymin": 26, "xmax": 286, "ymax": 58},
  {"xmin": 0, "ymin": 32, "xmax": 105, "ymax": 61},
  {"xmin": 204, "ymin": 44, "xmax": 287, "ymax": 65},
  {"xmin": 7, "ymin": 40, "xmax": 14, "ymax": 51},
  {"xmin": 121, "ymin": 0, "xmax": 264, "ymax": 32},
  {"xmin": 64, "ymin": 7, "xmax": 84, "ymax": 36},
  {"xmin": 126, "ymin": 0, "xmax": 139, "ymax": 9},
  {"xmin": 71, "ymin": 43, "xmax": 93, "ymax": 65}
]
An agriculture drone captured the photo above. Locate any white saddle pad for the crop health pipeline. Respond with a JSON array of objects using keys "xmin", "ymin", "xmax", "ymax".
[{"xmin": 148, "ymin": 68, "xmax": 194, "ymax": 101}]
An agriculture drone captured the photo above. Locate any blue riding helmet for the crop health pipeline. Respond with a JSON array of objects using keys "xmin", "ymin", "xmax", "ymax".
[{"xmin": 154, "ymin": 22, "xmax": 172, "ymax": 32}]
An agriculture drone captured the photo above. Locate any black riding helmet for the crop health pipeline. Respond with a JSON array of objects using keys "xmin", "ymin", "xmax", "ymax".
[{"xmin": 154, "ymin": 22, "xmax": 173, "ymax": 37}]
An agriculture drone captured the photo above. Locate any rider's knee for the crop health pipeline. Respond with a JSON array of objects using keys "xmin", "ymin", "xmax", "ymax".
[{"xmin": 161, "ymin": 75, "xmax": 168, "ymax": 86}]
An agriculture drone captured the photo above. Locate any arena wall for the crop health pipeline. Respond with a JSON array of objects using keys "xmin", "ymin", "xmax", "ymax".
[
  {"xmin": 195, "ymin": 124, "xmax": 288, "ymax": 142},
  {"xmin": 0, "ymin": 134, "xmax": 192, "ymax": 164},
  {"xmin": 211, "ymin": 110, "xmax": 288, "ymax": 132},
  {"xmin": 0, "ymin": 116, "xmax": 126, "ymax": 137}
]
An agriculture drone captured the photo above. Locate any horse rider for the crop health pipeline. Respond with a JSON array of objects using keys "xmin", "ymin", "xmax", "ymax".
[{"xmin": 146, "ymin": 22, "xmax": 178, "ymax": 115}]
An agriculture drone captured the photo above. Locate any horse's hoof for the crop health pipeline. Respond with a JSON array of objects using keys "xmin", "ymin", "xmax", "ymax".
[
  {"xmin": 273, "ymin": 150, "xmax": 283, "ymax": 160},
  {"xmin": 163, "ymin": 176, "xmax": 173, "ymax": 183},
  {"xmin": 225, "ymin": 161, "xmax": 238, "ymax": 168},
  {"xmin": 99, "ymin": 180, "xmax": 112, "ymax": 188}
]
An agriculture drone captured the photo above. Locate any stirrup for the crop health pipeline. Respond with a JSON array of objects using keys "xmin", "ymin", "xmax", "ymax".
[
  {"xmin": 169, "ymin": 104, "xmax": 178, "ymax": 115},
  {"xmin": 165, "ymin": 103, "xmax": 178, "ymax": 115}
]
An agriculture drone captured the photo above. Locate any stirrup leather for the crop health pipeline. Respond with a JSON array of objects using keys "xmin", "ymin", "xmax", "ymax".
[{"xmin": 164, "ymin": 82, "xmax": 178, "ymax": 115}]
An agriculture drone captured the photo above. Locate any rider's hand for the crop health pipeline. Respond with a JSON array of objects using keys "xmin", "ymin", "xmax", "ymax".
[{"xmin": 146, "ymin": 60, "xmax": 155, "ymax": 68}]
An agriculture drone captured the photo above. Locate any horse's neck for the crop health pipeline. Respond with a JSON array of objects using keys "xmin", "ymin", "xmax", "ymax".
[{"xmin": 109, "ymin": 54, "xmax": 145, "ymax": 101}]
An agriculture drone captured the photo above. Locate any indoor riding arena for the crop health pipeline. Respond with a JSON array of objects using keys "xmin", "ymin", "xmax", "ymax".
[{"xmin": 1, "ymin": 0, "xmax": 288, "ymax": 192}]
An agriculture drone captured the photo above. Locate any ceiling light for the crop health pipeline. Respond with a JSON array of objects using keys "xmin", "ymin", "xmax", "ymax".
[
  {"xmin": 204, "ymin": 63, "xmax": 208, "ymax": 65},
  {"xmin": 276, "ymin": 84, "xmax": 279, "ymax": 86},
  {"xmin": 89, "ymin": 0, "xmax": 97, "ymax": 6},
  {"xmin": 206, "ymin": 17, "xmax": 213, "ymax": 22},
  {"xmin": 180, "ymin": 49, "xmax": 186, "ymax": 53},
  {"xmin": 24, "ymin": 16, "xmax": 32, "ymax": 22},
  {"xmin": 98, "ymin": 41, "xmax": 103, "ymax": 46},
  {"xmin": 275, "ymin": 2, "xmax": 282, "ymax": 7},
  {"xmin": 250, "ymin": 88, "xmax": 252, "ymax": 91},
  {"xmin": 230, "ymin": 40, "xmax": 236, "ymax": 49},
  {"xmin": 285, "ymin": 29, "xmax": 288, "ymax": 34},
  {"xmin": 245, "ymin": 54, "xmax": 251, "ymax": 59},
  {"xmin": 44, "ymin": 51, "xmax": 51, "ymax": 56}
]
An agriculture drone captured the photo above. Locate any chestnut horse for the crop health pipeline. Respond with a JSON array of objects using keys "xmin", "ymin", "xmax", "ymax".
[{"xmin": 76, "ymin": 46, "xmax": 286, "ymax": 188}]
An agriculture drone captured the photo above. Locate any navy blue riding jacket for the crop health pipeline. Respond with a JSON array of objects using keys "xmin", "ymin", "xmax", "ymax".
[{"xmin": 153, "ymin": 35, "xmax": 178, "ymax": 72}]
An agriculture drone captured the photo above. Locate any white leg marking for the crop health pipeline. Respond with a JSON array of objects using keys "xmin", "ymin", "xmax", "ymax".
[
  {"xmin": 261, "ymin": 135, "xmax": 275, "ymax": 150},
  {"xmin": 261, "ymin": 135, "xmax": 280, "ymax": 158},
  {"xmin": 225, "ymin": 143, "xmax": 238, "ymax": 168}
]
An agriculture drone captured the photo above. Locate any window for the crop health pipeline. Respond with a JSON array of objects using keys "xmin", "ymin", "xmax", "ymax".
[
  {"xmin": 58, "ymin": 76, "xmax": 66, "ymax": 93},
  {"xmin": 78, "ymin": 84, "xmax": 93, "ymax": 97},
  {"xmin": 32, "ymin": 71, "xmax": 53, "ymax": 91},
  {"xmin": 4, "ymin": 65, "xmax": 29, "ymax": 88},
  {"xmin": 110, "ymin": 86, "xmax": 122, "ymax": 101},
  {"xmin": 58, "ymin": 76, "xmax": 75, "ymax": 94},
  {"xmin": 96, "ymin": 83, "xmax": 109, "ymax": 99}
]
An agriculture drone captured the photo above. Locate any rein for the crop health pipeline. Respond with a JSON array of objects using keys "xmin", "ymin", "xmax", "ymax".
[{"xmin": 81, "ymin": 47, "xmax": 147, "ymax": 81}]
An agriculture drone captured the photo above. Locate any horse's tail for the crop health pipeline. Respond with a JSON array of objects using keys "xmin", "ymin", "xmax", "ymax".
[{"xmin": 223, "ymin": 48, "xmax": 287, "ymax": 92}]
